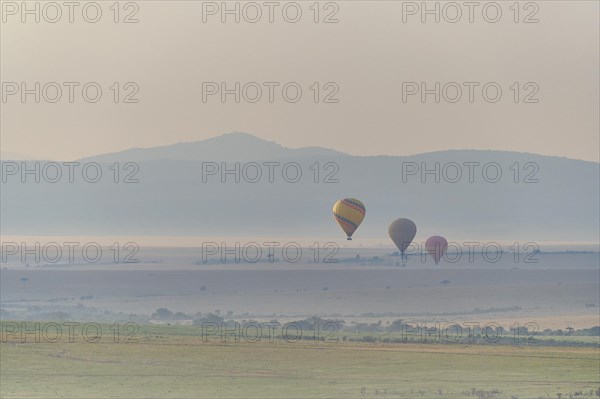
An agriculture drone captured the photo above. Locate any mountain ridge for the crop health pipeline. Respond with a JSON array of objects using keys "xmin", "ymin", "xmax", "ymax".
[
  {"xmin": 73, "ymin": 132, "xmax": 600, "ymax": 164},
  {"xmin": 3, "ymin": 133, "xmax": 597, "ymax": 164},
  {"xmin": 78, "ymin": 132, "xmax": 347, "ymax": 163},
  {"xmin": 2, "ymin": 133, "xmax": 598, "ymax": 241}
]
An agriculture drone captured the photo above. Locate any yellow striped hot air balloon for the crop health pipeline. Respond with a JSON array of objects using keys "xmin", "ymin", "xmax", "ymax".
[{"xmin": 333, "ymin": 198, "xmax": 366, "ymax": 240}]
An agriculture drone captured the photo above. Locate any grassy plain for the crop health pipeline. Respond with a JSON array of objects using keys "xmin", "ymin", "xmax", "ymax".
[{"xmin": 1, "ymin": 323, "xmax": 599, "ymax": 399}]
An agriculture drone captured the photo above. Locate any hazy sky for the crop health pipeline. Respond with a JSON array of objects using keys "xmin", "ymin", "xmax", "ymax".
[{"xmin": 1, "ymin": 1, "xmax": 598, "ymax": 161}]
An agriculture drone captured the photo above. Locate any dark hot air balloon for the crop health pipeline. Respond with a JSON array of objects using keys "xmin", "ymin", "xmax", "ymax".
[{"xmin": 388, "ymin": 218, "xmax": 417, "ymax": 254}]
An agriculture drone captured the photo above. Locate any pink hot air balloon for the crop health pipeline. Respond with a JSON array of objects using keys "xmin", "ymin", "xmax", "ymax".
[{"xmin": 425, "ymin": 236, "xmax": 448, "ymax": 265}]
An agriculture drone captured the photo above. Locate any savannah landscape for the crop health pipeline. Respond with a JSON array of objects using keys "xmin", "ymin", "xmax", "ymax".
[
  {"xmin": 1, "ymin": 1, "xmax": 599, "ymax": 398},
  {"xmin": 1, "ymin": 247, "xmax": 599, "ymax": 398}
]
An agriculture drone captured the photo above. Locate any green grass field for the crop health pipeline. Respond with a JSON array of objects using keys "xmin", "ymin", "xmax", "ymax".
[{"xmin": 1, "ymin": 323, "xmax": 599, "ymax": 399}]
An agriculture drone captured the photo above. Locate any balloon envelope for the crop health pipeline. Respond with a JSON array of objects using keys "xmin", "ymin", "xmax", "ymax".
[
  {"xmin": 333, "ymin": 198, "xmax": 366, "ymax": 240},
  {"xmin": 425, "ymin": 235, "xmax": 448, "ymax": 264},
  {"xmin": 388, "ymin": 218, "xmax": 417, "ymax": 254}
]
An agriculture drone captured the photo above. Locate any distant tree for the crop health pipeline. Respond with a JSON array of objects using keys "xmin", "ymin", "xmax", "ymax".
[
  {"xmin": 565, "ymin": 327, "xmax": 574, "ymax": 335},
  {"xmin": 193, "ymin": 313, "xmax": 224, "ymax": 326},
  {"xmin": 388, "ymin": 320, "xmax": 408, "ymax": 332},
  {"xmin": 152, "ymin": 308, "xmax": 174, "ymax": 320}
]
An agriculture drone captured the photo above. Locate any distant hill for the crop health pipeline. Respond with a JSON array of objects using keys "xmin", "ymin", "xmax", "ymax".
[
  {"xmin": 1, "ymin": 133, "xmax": 598, "ymax": 241},
  {"xmin": 79, "ymin": 132, "xmax": 347, "ymax": 163}
]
